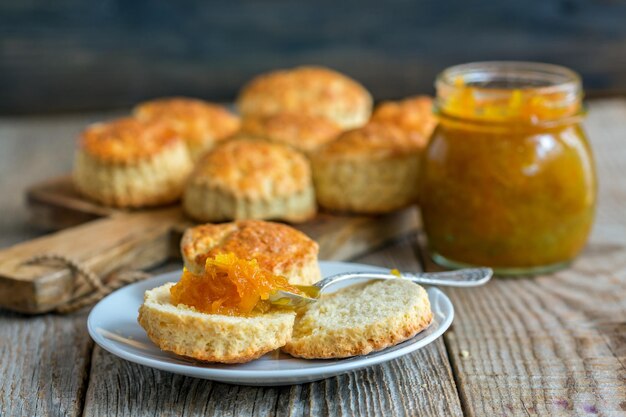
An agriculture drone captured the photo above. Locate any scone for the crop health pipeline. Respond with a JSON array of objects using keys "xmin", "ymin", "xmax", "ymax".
[
  {"xmin": 239, "ymin": 113, "xmax": 342, "ymax": 155},
  {"xmin": 237, "ymin": 66, "xmax": 372, "ymax": 129},
  {"xmin": 181, "ymin": 220, "xmax": 321, "ymax": 286},
  {"xmin": 282, "ymin": 279, "xmax": 433, "ymax": 359},
  {"xmin": 134, "ymin": 97, "xmax": 240, "ymax": 160},
  {"xmin": 183, "ymin": 139, "xmax": 316, "ymax": 222},
  {"xmin": 138, "ymin": 283, "xmax": 295, "ymax": 363},
  {"xmin": 371, "ymin": 95, "xmax": 437, "ymax": 147},
  {"xmin": 311, "ymin": 122, "xmax": 423, "ymax": 214},
  {"xmin": 73, "ymin": 117, "xmax": 193, "ymax": 208}
]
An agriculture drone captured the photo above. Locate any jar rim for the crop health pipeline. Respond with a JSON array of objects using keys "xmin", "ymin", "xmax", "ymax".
[
  {"xmin": 435, "ymin": 61, "xmax": 584, "ymax": 125},
  {"xmin": 436, "ymin": 61, "xmax": 581, "ymax": 95}
]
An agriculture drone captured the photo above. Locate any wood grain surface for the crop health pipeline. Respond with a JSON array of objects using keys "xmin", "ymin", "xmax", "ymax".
[
  {"xmin": 0, "ymin": 311, "xmax": 92, "ymax": 417},
  {"xmin": 0, "ymin": 99, "xmax": 625, "ymax": 416}
]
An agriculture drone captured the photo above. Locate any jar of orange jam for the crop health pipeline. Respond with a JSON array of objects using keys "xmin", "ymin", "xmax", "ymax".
[{"xmin": 420, "ymin": 62, "xmax": 596, "ymax": 275}]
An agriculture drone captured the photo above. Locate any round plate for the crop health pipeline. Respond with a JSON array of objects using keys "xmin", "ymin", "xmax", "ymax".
[{"xmin": 88, "ymin": 261, "xmax": 454, "ymax": 386}]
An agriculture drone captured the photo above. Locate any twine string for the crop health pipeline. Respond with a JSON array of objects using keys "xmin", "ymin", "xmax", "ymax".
[{"xmin": 24, "ymin": 254, "xmax": 150, "ymax": 314}]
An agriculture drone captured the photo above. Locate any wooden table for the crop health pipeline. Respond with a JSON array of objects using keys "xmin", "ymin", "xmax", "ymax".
[{"xmin": 1, "ymin": 100, "xmax": 625, "ymax": 417}]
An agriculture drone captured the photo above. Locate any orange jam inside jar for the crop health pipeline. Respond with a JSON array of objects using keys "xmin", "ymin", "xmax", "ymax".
[
  {"xmin": 420, "ymin": 62, "xmax": 596, "ymax": 275},
  {"xmin": 170, "ymin": 252, "xmax": 302, "ymax": 316}
]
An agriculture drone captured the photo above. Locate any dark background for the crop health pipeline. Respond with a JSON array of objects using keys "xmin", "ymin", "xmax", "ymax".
[{"xmin": 1, "ymin": 0, "xmax": 626, "ymax": 114}]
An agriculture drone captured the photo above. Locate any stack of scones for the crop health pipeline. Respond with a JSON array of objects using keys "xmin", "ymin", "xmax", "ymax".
[{"xmin": 72, "ymin": 65, "xmax": 436, "ymax": 219}]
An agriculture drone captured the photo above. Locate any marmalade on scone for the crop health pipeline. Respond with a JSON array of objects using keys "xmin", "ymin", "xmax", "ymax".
[{"xmin": 170, "ymin": 252, "xmax": 301, "ymax": 316}]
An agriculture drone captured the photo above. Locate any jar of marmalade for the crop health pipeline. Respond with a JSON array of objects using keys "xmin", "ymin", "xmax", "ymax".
[{"xmin": 420, "ymin": 62, "xmax": 596, "ymax": 275}]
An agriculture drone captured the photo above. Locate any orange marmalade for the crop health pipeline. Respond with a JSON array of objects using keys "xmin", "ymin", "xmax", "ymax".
[
  {"xmin": 170, "ymin": 252, "xmax": 301, "ymax": 316},
  {"xmin": 420, "ymin": 62, "xmax": 596, "ymax": 275}
]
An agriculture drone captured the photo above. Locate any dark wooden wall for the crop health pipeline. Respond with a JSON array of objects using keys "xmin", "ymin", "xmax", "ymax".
[{"xmin": 1, "ymin": 0, "xmax": 626, "ymax": 114}]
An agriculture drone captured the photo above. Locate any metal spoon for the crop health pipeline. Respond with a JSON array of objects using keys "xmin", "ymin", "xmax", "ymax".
[{"xmin": 269, "ymin": 267, "xmax": 493, "ymax": 308}]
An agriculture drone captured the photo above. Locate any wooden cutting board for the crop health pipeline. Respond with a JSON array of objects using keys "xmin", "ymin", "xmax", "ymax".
[{"xmin": 0, "ymin": 176, "xmax": 420, "ymax": 313}]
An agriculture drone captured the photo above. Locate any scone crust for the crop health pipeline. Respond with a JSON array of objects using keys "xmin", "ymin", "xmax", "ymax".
[
  {"xmin": 237, "ymin": 66, "xmax": 372, "ymax": 129},
  {"xmin": 134, "ymin": 97, "xmax": 240, "ymax": 159},
  {"xmin": 314, "ymin": 122, "xmax": 421, "ymax": 160},
  {"xmin": 78, "ymin": 117, "xmax": 182, "ymax": 164},
  {"xmin": 181, "ymin": 220, "xmax": 321, "ymax": 285},
  {"xmin": 138, "ymin": 283, "xmax": 295, "ymax": 363},
  {"xmin": 190, "ymin": 139, "xmax": 311, "ymax": 199},
  {"xmin": 239, "ymin": 113, "xmax": 341, "ymax": 154},
  {"xmin": 311, "ymin": 123, "xmax": 422, "ymax": 213},
  {"xmin": 371, "ymin": 95, "xmax": 437, "ymax": 147},
  {"xmin": 183, "ymin": 139, "xmax": 317, "ymax": 222},
  {"xmin": 282, "ymin": 280, "xmax": 433, "ymax": 359}
]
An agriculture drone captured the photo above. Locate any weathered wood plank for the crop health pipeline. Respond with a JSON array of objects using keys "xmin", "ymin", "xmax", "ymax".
[
  {"xmin": 0, "ymin": 311, "xmax": 92, "ymax": 417},
  {"xmin": 2, "ymin": 171, "xmax": 419, "ymax": 313},
  {"xmin": 437, "ymin": 243, "xmax": 626, "ymax": 417},
  {"xmin": 415, "ymin": 98, "xmax": 626, "ymax": 416},
  {"xmin": 81, "ymin": 237, "xmax": 463, "ymax": 417}
]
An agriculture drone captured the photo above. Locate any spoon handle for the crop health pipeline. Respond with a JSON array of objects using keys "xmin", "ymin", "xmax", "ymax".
[{"xmin": 402, "ymin": 268, "xmax": 493, "ymax": 287}]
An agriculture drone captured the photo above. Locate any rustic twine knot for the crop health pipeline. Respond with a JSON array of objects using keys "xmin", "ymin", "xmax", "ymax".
[{"xmin": 24, "ymin": 254, "xmax": 150, "ymax": 314}]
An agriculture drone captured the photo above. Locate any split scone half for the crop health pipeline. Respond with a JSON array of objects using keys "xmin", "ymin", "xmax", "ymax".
[
  {"xmin": 183, "ymin": 139, "xmax": 316, "ymax": 223},
  {"xmin": 239, "ymin": 113, "xmax": 342, "ymax": 155},
  {"xmin": 138, "ymin": 283, "xmax": 295, "ymax": 363},
  {"xmin": 370, "ymin": 95, "xmax": 437, "ymax": 148},
  {"xmin": 73, "ymin": 117, "xmax": 194, "ymax": 208},
  {"xmin": 139, "ymin": 220, "xmax": 321, "ymax": 363},
  {"xmin": 237, "ymin": 66, "xmax": 372, "ymax": 129},
  {"xmin": 282, "ymin": 279, "xmax": 433, "ymax": 359},
  {"xmin": 134, "ymin": 97, "xmax": 240, "ymax": 161},
  {"xmin": 181, "ymin": 220, "xmax": 321, "ymax": 286},
  {"xmin": 311, "ymin": 122, "xmax": 424, "ymax": 214}
]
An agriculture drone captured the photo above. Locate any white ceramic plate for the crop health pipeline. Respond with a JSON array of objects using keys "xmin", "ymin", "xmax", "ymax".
[{"xmin": 88, "ymin": 261, "xmax": 454, "ymax": 386}]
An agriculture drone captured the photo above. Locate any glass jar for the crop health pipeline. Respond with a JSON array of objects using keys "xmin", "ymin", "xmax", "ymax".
[{"xmin": 420, "ymin": 62, "xmax": 596, "ymax": 275}]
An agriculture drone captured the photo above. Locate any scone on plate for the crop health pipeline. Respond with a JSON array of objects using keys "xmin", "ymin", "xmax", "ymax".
[
  {"xmin": 282, "ymin": 279, "xmax": 433, "ymax": 359},
  {"xmin": 138, "ymin": 261, "xmax": 297, "ymax": 363},
  {"xmin": 371, "ymin": 95, "xmax": 437, "ymax": 147},
  {"xmin": 237, "ymin": 66, "xmax": 372, "ymax": 129},
  {"xmin": 134, "ymin": 97, "xmax": 240, "ymax": 160},
  {"xmin": 181, "ymin": 220, "xmax": 321, "ymax": 286},
  {"xmin": 311, "ymin": 122, "xmax": 423, "ymax": 214},
  {"xmin": 73, "ymin": 117, "xmax": 193, "ymax": 208},
  {"xmin": 139, "ymin": 220, "xmax": 321, "ymax": 363},
  {"xmin": 183, "ymin": 139, "xmax": 316, "ymax": 222},
  {"xmin": 239, "ymin": 113, "xmax": 342, "ymax": 155}
]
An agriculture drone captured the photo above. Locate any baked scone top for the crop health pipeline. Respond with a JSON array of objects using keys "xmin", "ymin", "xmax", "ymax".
[
  {"xmin": 181, "ymin": 220, "xmax": 318, "ymax": 275},
  {"xmin": 313, "ymin": 122, "xmax": 422, "ymax": 160},
  {"xmin": 237, "ymin": 66, "xmax": 372, "ymax": 128},
  {"xmin": 371, "ymin": 96, "xmax": 437, "ymax": 147},
  {"xmin": 78, "ymin": 117, "xmax": 182, "ymax": 163},
  {"xmin": 191, "ymin": 139, "xmax": 311, "ymax": 199},
  {"xmin": 134, "ymin": 97, "xmax": 240, "ymax": 147},
  {"xmin": 239, "ymin": 113, "xmax": 342, "ymax": 153}
]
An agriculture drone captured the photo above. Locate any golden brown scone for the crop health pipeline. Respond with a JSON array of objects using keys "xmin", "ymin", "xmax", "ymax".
[
  {"xmin": 183, "ymin": 139, "xmax": 316, "ymax": 222},
  {"xmin": 181, "ymin": 220, "xmax": 321, "ymax": 286},
  {"xmin": 371, "ymin": 95, "xmax": 437, "ymax": 147},
  {"xmin": 239, "ymin": 113, "xmax": 342, "ymax": 155},
  {"xmin": 282, "ymin": 279, "xmax": 433, "ymax": 359},
  {"xmin": 237, "ymin": 66, "xmax": 372, "ymax": 129},
  {"xmin": 73, "ymin": 117, "xmax": 193, "ymax": 208},
  {"xmin": 138, "ymin": 283, "xmax": 295, "ymax": 363},
  {"xmin": 134, "ymin": 97, "xmax": 240, "ymax": 160},
  {"xmin": 311, "ymin": 122, "xmax": 422, "ymax": 213}
]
